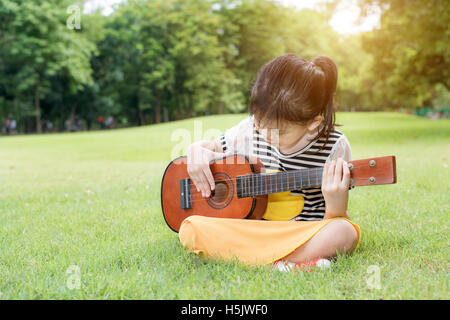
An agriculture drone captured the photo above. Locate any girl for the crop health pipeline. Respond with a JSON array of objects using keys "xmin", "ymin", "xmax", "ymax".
[{"xmin": 179, "ymin": 54, "xmax": 360, "ymax": 272}]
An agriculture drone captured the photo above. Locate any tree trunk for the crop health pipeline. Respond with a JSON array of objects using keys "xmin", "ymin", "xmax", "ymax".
[
  {"xmin": 155, "ymin": 89, "xmax": 162, "ymax": 124},
  {"xmin": 34, "ymin": 81, "xmax": 41, "ymax": 134},
  {"xmin": 137, "ymin": 108, "xmax": 145, "ymax": 126},
  {"xmin": 163, "ymin": 107, "xmax": 169, "ymax": 123},
  {"xmin": 68, "ymin": 103, "xmax": 77, "ymax": 131},
  {"xmin": 187, "ymin": 93, "xmax": 194, "ymax": 118},
  {"xmin": 134, "ymin": 93, "xmax": 145, "ymax": 126},
  {"xmin": 218, "ymin": 102, "xmax": 224, "ymax": 115}
]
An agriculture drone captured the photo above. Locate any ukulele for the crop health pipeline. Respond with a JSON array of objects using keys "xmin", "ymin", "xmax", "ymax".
[{"xmin": 161, "ymin": 154, "xmax": 397, "ymax": 232}]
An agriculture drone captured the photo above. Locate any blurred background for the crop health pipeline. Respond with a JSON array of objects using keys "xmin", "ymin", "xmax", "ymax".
[{"xmin": 0, "ymin": 0, "xmax": 448, "ymax": 134}]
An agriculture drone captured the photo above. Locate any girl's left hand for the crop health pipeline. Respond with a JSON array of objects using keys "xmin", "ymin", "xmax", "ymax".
[{"xmin": 321, "ymin": 158, "xmax": 350, "ymax": 218}]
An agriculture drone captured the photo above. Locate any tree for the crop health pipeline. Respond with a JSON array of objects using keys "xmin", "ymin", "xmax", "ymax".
[
  {"xmin": 0, "ymin": 0, "xmax": 96, "ymax": 133},
  {"xmin": 152, "ymin": 0, "xmax": 243, "ymax": 117},
  {"xmin": 359, "ymin": 0, "xmax": 450, "ymax": 108}
]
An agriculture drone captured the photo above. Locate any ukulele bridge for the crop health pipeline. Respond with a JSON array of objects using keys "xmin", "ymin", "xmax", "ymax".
[{"xmin": 180, "ymin": 178, "xmax": 192, "ymax": 209}]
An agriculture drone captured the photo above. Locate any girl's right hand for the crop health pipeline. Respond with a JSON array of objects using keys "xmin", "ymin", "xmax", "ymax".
[{"xmin": 186, "ymin": 140, "xmax": 229, "ymax": 198}]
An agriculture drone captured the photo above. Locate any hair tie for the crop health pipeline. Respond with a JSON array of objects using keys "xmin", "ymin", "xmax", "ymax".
[{"xmin": 311, "ymin": 61, "xmax": 316, "ymax": 67}]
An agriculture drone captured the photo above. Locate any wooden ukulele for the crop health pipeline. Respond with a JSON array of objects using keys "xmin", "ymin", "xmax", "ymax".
[{"xmin": 161, "ymin": 154, "xmax": 397, "ymax": 232}]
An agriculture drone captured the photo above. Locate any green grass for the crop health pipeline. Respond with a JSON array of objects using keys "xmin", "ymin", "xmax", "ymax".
[{"xmin": 0, "ymin": 112, "xmax": 449, "ymax": 299}]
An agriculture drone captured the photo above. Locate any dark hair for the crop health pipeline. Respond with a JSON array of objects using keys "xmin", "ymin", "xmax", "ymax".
[{"xmin": 248, "ymin": 53, "xmax": 339, "ymax": 152}]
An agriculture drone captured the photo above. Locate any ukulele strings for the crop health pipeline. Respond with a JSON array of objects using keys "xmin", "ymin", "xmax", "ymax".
[
  {"xmin": 185, "ymin": 162, "xmax": 369, "ymax": 192},
  {"xmin": 186, "ymin": 162, "xmax": 373, "ymax": 200},
  {"xmin": 186, "ymin": 163, "xmax": 373, "ymax": 202}
]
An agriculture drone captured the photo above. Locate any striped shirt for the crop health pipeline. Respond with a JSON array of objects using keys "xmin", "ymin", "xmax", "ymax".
[{"xmin": 219, "ymin": 115, "xmax": 352, "ymax": 221}]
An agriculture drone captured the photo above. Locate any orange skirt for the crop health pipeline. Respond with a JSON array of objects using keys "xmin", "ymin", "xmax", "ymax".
[{"xmin": 179, "ymin": 216, "xmax": 360, "ymax": 266}]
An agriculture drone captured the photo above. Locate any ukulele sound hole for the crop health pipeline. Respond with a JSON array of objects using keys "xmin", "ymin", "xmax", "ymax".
[
  {"xmin": 206, "ymin": 173, "xmax": 234, "ymax": 209},
  {"xmin": 211, "ymin": 180, "xmax": 229, "ymax": 203}
]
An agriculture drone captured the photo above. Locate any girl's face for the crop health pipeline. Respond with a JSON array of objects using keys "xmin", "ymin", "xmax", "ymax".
[{"xmin": 255, "ymin": 116, "xmax": 323, "ymax": 152}]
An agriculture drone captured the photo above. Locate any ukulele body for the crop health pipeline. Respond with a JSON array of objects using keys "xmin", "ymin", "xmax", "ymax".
[{"xmin": 161, "ymin": 154, "xmax": 268, "ymax": 232}]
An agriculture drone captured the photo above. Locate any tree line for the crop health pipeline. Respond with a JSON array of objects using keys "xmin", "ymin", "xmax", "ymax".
[{"xmin": 0, "ymin": 0, "xmax": 448, "ymax": 133}]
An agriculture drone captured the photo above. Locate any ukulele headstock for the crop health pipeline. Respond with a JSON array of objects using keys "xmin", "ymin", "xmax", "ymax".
[{"xmin": 348, "ymin": 156, "xmax": 397, "ymax": 187}]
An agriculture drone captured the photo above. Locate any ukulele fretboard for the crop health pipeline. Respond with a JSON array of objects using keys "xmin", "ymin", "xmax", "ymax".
[{"xmin": 236, "ymin": 167, "xmax": 324, "ymax": 198}]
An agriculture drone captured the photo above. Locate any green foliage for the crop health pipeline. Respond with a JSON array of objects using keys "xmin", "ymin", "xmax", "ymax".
[
  {"xmin": 0, "ymin": 0, "xmax": 449, "ymax": 132},
  {"xmin": 0, "ymin": 0, "xmax": 96, "ymax": 131},
  {"xmin": 359, "ymin": 0, "xmax": 450, "ymax": 108}
]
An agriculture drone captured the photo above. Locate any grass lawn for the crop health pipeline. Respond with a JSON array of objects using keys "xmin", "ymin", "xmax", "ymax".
[{"xmin": 0, "ymin": 112, "xmax": 448, "ymax": 299}]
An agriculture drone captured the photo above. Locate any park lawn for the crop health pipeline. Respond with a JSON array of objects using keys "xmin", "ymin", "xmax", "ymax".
[{"xmin": 0, "ymin": 112, "xmax": 448, "ymax": 299}]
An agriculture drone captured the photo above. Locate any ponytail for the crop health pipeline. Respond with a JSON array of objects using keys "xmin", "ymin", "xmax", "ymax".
[{"xmin": 311, "ymin": 56, "xmax": 338, "ymax": 152}]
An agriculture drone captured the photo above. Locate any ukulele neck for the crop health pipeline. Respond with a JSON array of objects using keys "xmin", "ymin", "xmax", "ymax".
[{"xmin": 236, "ymin": 167, "xmax": 324, "ymax": 198}]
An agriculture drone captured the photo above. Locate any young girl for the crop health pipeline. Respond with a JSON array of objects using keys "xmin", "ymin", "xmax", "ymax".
[{"xmin": 179, "ymin": 54, "xmax": 360, "ymax": 271}]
